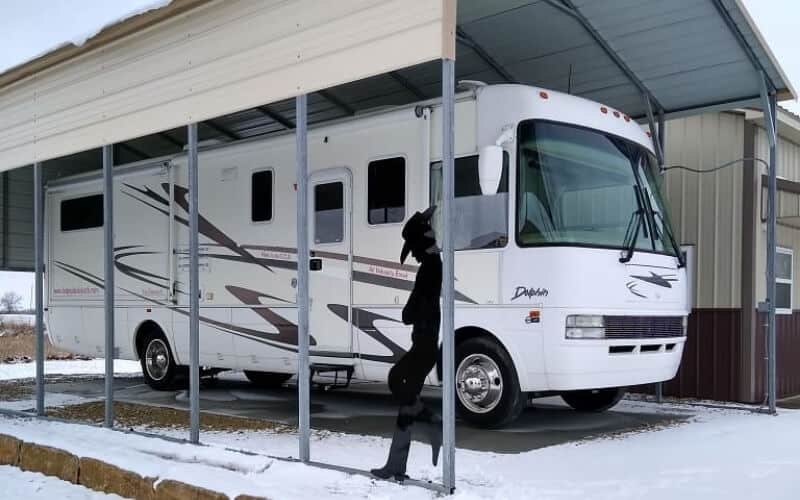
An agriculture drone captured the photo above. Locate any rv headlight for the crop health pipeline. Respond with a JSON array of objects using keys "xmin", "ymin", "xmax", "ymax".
[
  {"xmin": 681, "ymin": 316, "xmax": 688, "ymax": 337},
  {"xmin": 565, "ymin": 315, "xmax": 605, "ymax": 339}
]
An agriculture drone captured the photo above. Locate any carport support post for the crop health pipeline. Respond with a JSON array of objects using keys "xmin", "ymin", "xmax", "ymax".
[
  {"xmin": 103, "ymin": 145, "xmax": 115, "ymax": 428},
  {"xmin": 296, "ymin": 94, "xmax": 311, "ymax": 463},
  {"xmin": 759, "ymin": 71, "xmax": 778, "ymax": 415},
  {"xmin": 655, "ymin": 108, "xmax": 665, "ymax": 405},
  {"xmin": 34, "ymin": 162, "xmax": 45, "ymax": 416},
  {"xmin": 441, "ymin": 57, "xmax": 456, "ymax": 493},
  {"xmin": 188, "ymin": 123, "xmax": 201, "ymax": 442}
]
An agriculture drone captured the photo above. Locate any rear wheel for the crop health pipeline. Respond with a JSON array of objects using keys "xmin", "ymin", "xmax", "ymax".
[
  {"xmin": 455, "ymin": 337, "xmax": 525, "ymax": 428},
  {"xmin": 561, "ymin": 387, "xmax": 626, "ymax": 412},
  {"xmin": 244, "ymin": 370, "xmax": 292, "ymax": 388},
  {"xmin": 139, "ymin": 331, "xmax": 178, "ymax": 390}
]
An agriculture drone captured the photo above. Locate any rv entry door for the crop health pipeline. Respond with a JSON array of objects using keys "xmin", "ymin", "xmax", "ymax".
[{"xmin": 308, "ymin": 168, "xmax": 354, "ymax": 360}]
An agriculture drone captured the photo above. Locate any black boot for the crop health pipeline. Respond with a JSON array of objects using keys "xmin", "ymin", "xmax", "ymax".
[
  {"xmin": 416, "ymin": 406, "xmax": 442, "ymax": 466},
  {"xmin": 371, "ymin": 424, "xmax": 412, "ymax": 481}
]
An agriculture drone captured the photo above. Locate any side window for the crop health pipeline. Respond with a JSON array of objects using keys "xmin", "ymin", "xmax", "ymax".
[
  {"xmin": 430, "ymin": 154, "xmax": 509, "ymax": 250},
  {"xmin": 777, "ymin": 247, "xmax": 793, "ymax": 314},
  {"xmin": 368, "ymin": 157, "xmax": 405, "ymax": 224},
  {"xmin": 314, "ymin": 181, "xmax": 344, "ymax": 244},
  {"xmin": 251, "ymin": 170, "xmax": 273, "ymax": 222},
  {"xmin": 61, "ymin": 194, "xmax": 103, "ymax": 231}
]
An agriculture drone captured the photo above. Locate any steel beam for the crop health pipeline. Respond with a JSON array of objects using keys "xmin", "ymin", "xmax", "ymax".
[
  {"xmin": 760, "ymin": 71, "xmax": 778, "ymax": 414},
  {"xmin": 116, "ymin": 143, "xmax": 150, "ymax": 161},
  {"xmin": 34, "ymin": 162, "xmax": 44, "ymax": 416},
  {"xmin": 546, "ymin": 0, "xmax": 665, "ymax": 113},
  {"xmin": 389, "ymin": 70, "xmax": 427, "ymax": 100},
  {"xmin": 158, "ymin": 131, "xmax": 185, "ymax": 148},
  {"xmin": 202, "ymin": 119, "xmax": 240, "ymax": 141},
  {"xmin": 103, "ymin": 145, "xmax": 115, "ymax": 428},
  {"xmin": 187, "ymin": 123, "xmax": 201, "ymax": 442},
  {"xmin": 456, "ymin": 27, "xmax": 515, "ymax": 84},
  {"xmin": 441, "ymin": 57, "xmax": 456, "ymax": 494},
  {"xmin": 642, "ymin": 95, "xmax": 664, "ymax": 166},
  {"xmin": 296, "ymin": 94, "xmax": 311, "ymax": 463},
  {"xmin": 711, "ymin": 0, "xmax": 777, "ymax": 93},
  {"xmin": 2, "ymin": 171, "xmax": 8, "ymax": 269},
  {"xmin": 317, "ymin": 89, "xmax": 355, "ymax": 116},
  {"xmin": 256, "ymin": 105, "xmax": 295, "ymax": 129}
]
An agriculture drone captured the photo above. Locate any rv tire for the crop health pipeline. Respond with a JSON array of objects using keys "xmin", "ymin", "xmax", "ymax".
[
  {"xmin": 139, "ymin": 331, "xmax": 179, "ymax": 390},
  {"xmin": 455, "ymin": 337, "xmax": 525, "ymax": 428}
]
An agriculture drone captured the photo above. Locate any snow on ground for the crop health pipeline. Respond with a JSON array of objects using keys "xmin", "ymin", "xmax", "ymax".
[
  {"xmin": 0, "ymin": 359, "xmax": 141, "ymax": 381},
  {"xmin": 0, "ymin": 465, "xmax": 126, "ymax": 499},
  {"xmin": 1, "ymin": 401, "xmax": 799, "ymax": 500},
  {"xmin": 0, "ymin": 314, "xmax": 36, "ymax": 327}
]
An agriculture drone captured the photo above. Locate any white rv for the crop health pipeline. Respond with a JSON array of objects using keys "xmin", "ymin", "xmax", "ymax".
[{"xmin": 44, "ymin": 84, "xmax": 688, "ymax": 427}]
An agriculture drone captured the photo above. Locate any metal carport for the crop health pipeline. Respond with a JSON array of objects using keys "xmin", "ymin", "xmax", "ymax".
[{"xmin": 0, "ymin": 0, "xmax": 795, "ymax": 494}]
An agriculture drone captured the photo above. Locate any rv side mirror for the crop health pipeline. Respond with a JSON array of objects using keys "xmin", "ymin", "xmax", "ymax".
[{"xmin": 478, "ymin": 145, "xmax": 503, "ymax": 195}]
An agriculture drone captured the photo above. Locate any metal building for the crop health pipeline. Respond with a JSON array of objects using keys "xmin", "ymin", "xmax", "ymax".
[{"xmin": 661, "ymin": 107, "xmax": 800, "ymax": 403}]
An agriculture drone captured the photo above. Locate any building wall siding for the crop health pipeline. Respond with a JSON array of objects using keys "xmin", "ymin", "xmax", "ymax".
[{"xmin": 663, "ymin": 111, "xmax": 744, "ymax": 308}]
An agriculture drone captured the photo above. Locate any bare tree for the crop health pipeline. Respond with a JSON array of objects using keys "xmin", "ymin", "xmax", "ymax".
[{"xmin": 0, "ymin": 291, "xmax": 23, "ymax": 313}]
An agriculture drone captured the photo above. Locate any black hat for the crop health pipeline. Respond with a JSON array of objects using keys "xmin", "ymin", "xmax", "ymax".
[{"xmin": 400, "ymin": 206, "xmax": 438, "ymax": 264}]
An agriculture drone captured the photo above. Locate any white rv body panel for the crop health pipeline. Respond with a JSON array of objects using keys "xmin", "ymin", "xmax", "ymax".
[{"xmin": 44, "ymin": 85, "xmax": 688, "ymax": 394}]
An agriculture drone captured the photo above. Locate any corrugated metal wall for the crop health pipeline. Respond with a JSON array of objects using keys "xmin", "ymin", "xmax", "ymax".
[
  {"xmin": 0, "ymin": 165, "xmax": 34, "ymax": 271},
  {"xmin": 663, "ymin": 111, "xmax": 745, "ymax": 308},
  {"xmin": 755, "ymin": 126, "xmax": 800, "ymax": 305}
]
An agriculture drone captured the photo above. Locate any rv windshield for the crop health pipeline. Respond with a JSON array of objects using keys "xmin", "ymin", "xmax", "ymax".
[{"xmin": 516, "ymin": 120, "xmax": 676, "ymax": 255}]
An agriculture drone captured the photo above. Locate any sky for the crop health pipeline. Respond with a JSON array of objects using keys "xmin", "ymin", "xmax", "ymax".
[{"xmin": 0, "ymin": 0, "xmax": 799, "ymax": 304}]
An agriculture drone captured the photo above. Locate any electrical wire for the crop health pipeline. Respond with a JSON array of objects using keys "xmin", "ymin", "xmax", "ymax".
[{"xmin": 660, "ymin": 157, "xmax": 769, "ymax": 174}]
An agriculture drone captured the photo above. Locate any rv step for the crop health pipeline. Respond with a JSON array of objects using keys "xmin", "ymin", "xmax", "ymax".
[{"xmin": 310, "ymin": 363, "xmax": 354, "ymax": 390}]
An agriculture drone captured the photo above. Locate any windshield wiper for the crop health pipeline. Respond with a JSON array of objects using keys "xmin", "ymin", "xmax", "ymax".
[
  {"xmin": 619, "ymin": 185, "xmax": 646, "ymax": 263},
  {"xmin": 653, "ymin": 210, "xmax": 686, "ymax": 268}
]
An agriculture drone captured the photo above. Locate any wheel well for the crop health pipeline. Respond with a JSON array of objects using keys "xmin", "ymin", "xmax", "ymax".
[
  {"xmin": 134, "ymin": 320, "xmax": 165, "ymax": 360},
  {"xmin": 436, "ymin": 326, "xmax": 507, "ymax": 380}
]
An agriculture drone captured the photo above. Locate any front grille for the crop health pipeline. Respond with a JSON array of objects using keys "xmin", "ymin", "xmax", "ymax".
[{"xmin": 603, "ymin": 316, "xmax": 684, "ymax": 339}]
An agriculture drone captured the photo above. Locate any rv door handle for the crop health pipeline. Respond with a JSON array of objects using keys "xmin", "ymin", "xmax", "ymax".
[{"xmin": 309, "ymin": 258, "xmax": 322, "ymax": 271}]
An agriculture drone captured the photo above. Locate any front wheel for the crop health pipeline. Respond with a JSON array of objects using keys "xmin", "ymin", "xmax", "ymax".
[
  {"xmin": 455, "ymin": 337, "xmax": 525, "ymax": 428},
  {"xmin": 561, "ymin": 387, "xmax": 626, "ymax": 412}
]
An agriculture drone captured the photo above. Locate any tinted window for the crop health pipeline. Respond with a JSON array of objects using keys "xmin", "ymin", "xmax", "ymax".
[
  {"xmin": 368, "ymin": 157, "xmax": 405, "ymax": 224},
  {"xmin": 314, "ymin": 182, "xmax": 344, "ymax": 244},
  {"xmin": 430, "ymin": 154, "xmax": 509, "ymax": 250},
  {"xmin": 61, "ymin": 194, "xmax": 103, "ymax": 231},
  {"xmin": 251, "ymin": 170, "xmax": 273, "ymax": 222}
]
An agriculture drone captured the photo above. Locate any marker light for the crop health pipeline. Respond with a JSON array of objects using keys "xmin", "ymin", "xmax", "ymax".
[{"xmin": 539, "ymin": 91, "xmax": 549, "ymax": 99}]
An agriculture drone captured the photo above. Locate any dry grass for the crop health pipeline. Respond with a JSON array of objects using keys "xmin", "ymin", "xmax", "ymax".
[
  {"xmin": 0, "ymin": 323, "xmax": 75, "ymax": 361},
  {"xmin": 48, "ymin": 401, "xmax": 291, "ymax": 433}
]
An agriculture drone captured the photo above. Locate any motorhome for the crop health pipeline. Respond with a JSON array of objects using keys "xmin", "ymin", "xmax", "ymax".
[{"xmin": 45, "ymin": 84, "xmax": 689, "ymax": 427}]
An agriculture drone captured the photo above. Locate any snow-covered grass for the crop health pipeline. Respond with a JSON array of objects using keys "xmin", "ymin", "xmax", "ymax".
[
  {"xmin": 0, "ymin": 314, "xmax": 35, "ymax": 327},
  {"xmin": 0, "ymin": 359, "xmax": 141, "ymax": 381},
  {"xmin": 1, "ymin": 401, "xmax": 798, "ymax": 499},
  {"xmin": 0, "ymin": 465, "xmax": 125, "ymax": 499}
]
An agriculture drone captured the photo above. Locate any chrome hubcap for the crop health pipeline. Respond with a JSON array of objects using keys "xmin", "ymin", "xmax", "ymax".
[
  {"xmin": 456, "ymin": 353, "xmax": 503, "ymax": 414},
  {"xmin": 145, "ymin": 338, "xmax": 170, "ymax": 381}
]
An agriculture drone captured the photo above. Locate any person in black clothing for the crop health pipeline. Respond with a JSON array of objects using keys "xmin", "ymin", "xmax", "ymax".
[{"xmin": 371, "ymin": 206, "xmax": 443, "ymax": 481}]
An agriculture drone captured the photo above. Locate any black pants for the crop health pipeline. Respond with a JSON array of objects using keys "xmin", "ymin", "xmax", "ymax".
[{"xmin": 388, "ymin": 327, "xmax": 438, "ymax": 423}]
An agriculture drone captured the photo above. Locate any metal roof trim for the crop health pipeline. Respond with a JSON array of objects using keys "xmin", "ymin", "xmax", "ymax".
[{"xmin": 732, "ymin": 0, "xmax": 797, "ymax": 100}]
